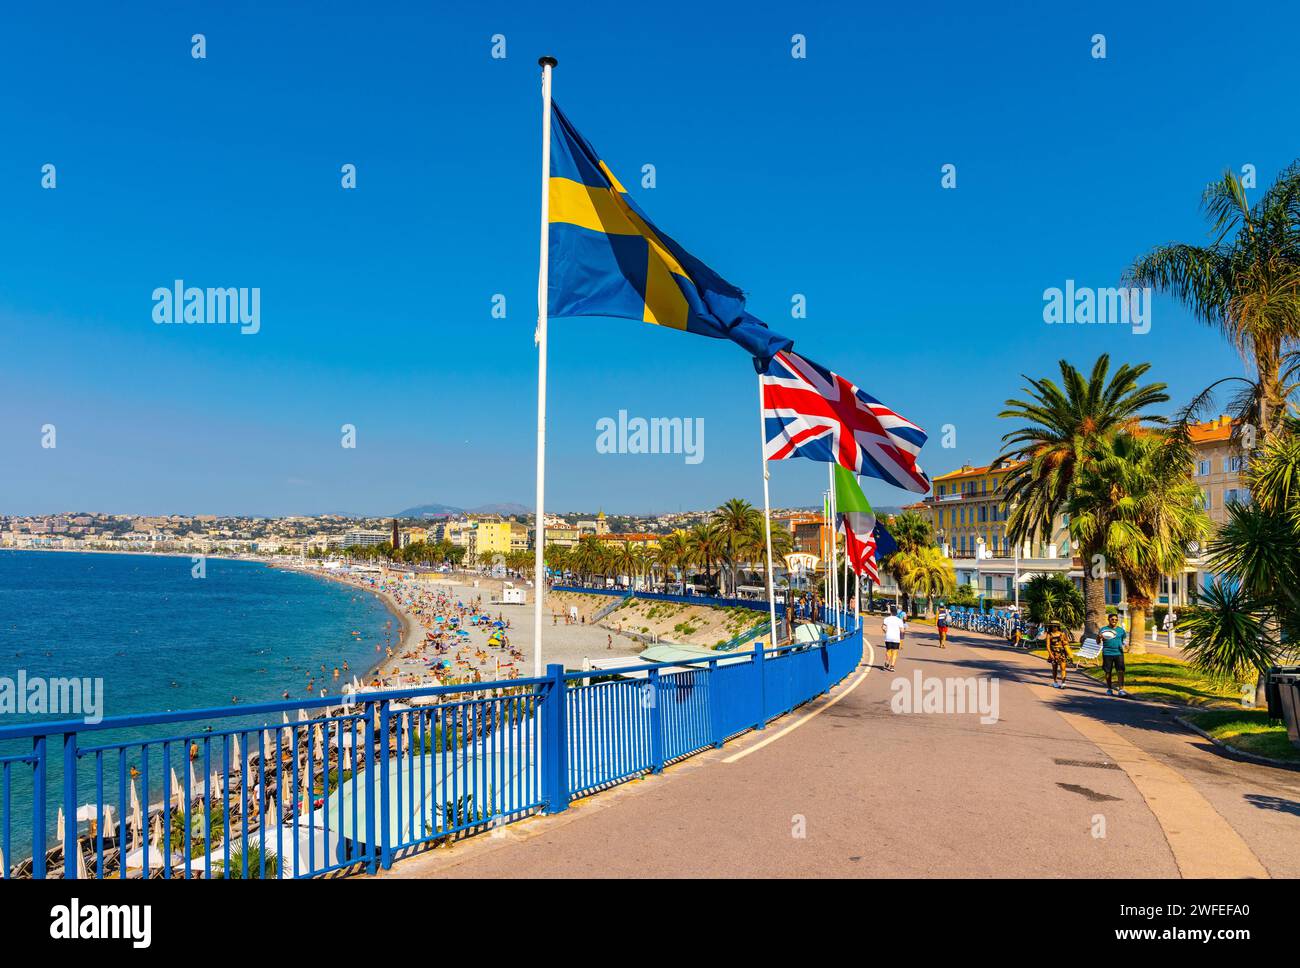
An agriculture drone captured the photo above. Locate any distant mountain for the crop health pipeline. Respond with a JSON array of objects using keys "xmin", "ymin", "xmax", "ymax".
[
  {"xmin": 467, "ymin": 502, "xmax": 531, "ymax": 516},
  {"xmin": 393, "ymin": 501, "xmax": 532, "ymax": 519},
  {"xmin": 393, "ymin": 503, "xmax": 464, "ymax": 519}
]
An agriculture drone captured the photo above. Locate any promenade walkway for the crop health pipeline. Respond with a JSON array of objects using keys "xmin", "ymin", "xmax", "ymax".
[{"xmin": 382, "ymin": 625, "xmax": 1300, "ymax": 879}]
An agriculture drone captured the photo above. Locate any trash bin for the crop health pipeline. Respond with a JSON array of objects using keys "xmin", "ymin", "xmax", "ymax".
[
  {"xmin": 1265, "ymin": 665, "xmax": 1300, "ymax": 720},
  {"xmin": 1267, "ymin": 668, "xmax": 1300, "ymax": 748}
]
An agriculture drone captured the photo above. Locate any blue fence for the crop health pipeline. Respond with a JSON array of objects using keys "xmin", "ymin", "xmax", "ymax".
[{"xmin": 0, "ymin": 623, "xmax": 861, "ymax": 879}]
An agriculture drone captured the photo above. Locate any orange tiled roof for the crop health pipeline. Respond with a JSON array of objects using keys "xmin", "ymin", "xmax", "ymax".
[
  {"xmin": 1188, "ymin": 415, "xmax": 1235, "ymax": 444},
  {"xmin": 931, "ymin": 459, "xmax": 1024, "ymax": 482}
]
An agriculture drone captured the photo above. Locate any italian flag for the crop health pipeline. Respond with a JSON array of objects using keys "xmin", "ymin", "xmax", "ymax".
[{"xmin": 833, "ymin": 464, "xmax": 879, "ymax": 583}]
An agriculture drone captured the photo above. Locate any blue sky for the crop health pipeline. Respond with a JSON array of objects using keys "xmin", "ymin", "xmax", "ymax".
[{"xmin": 1, "ymin": 0, "xmax": 1297, "ymax": 517}]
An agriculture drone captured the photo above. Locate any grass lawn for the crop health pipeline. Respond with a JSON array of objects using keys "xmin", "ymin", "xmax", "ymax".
[
  {"xmin": 1029, "ymin": 649, "xmax": 1246, "ymax": 707},
  {"xmin": 1182, "ymin": 709, "xmax": 1300, "ymax": 763}
]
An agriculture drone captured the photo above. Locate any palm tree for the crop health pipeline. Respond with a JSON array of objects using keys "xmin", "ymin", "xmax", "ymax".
[
  {"xmin": 886, "ymin": 510, "xmax": 932, "ymax": 554},
  {"xmin": 999, "ymin": 355, "xmax": 1170, "ymax": 636},
  {"xmin": 1021, "ymin": 573, "xmax": 1085, "ymax": 630},
  {"xmin": 894, "ymin": 545, "xmax": 955, "ymax": 616},
  {"xmin": 712, "ymin": 499, "xmax": 763, "ymax": 595},
  {"xmin": 1068, "ymin": 430, "xmax": 1211, "ymax": 647},
  {"xmin": 1180, "ymin": 580, "xmax": 1278, "ymax": 703},
  {"xmin": 688, "ymin": 522, "xmax": 725, "ymax": 594},
  {"xmin": 611, "ymin": 542, "xmax": 637, "ymax": 589},
  {"xmin": 656, "ymin": 530, "xmax": 693, "ymax": 594},
  {"xmin": 1125, "ymin": 164, "xmax": 1300, "ymax": 440},
  {"xmin": 1190, "ymin": 427, "xmax": 1300, "ymax": 702}
]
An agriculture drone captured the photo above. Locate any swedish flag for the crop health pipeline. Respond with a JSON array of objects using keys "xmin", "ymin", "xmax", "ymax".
[{"xmin": 547, "ymin": 103, "xmax": 793, "ymax": 362}]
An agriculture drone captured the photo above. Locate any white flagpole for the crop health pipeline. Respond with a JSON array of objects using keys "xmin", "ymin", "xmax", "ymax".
[
  {"xmin": 533, "ymin": 55, "xmax": 558, "ymax": 679},
  {"xmin": 827, "ymin": 464, "xmax": 839, "ymax": 632},
  {"xmin": 757, "ymin": 376, "xmax": 779, "ymax": 647}
]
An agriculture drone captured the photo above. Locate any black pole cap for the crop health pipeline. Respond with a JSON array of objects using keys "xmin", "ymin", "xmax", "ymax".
[{"xmin": 539, "ymin": 56, "xmax": 558, "ymax": 68}]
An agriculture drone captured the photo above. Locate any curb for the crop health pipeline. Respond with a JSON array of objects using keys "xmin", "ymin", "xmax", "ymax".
[{"xmin": 1174, "ymin": 715, "xmax": 1300, "ymax": 772}]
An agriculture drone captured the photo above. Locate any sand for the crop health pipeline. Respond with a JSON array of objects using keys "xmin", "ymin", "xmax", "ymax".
[{"xmin": 285, "ymin": 567, "xmax": 644, "ymax": 687}]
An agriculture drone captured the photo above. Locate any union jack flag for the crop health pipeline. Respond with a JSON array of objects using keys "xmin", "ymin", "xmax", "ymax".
[{"xmin": 761, "ymin": 350, "xmax": 930, "ymax": 493}]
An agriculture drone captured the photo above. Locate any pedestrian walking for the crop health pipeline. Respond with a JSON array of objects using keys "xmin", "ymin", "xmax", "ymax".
[
  {"xmin": 936, "ymin": 605, "xmax": 950, "ymax": 649},
  {"xmin": 1100, "ymin": 612, "xmax": 1129, "ymax": 696},
  {"xmin": 1045, "ymin": 620, "xmax": 1072, "ymax": 688},
  {"xmin": 881, "ymin": 609, "xmax": 906, "ymax": 671}
]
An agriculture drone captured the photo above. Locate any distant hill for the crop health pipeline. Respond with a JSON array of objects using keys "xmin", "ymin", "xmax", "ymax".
[
  {"xmin": 467, "ymin": 502, "xmax": 532, "ymax": 516},
  {"xmin": 393, "ymin": 503, "xmax": 464, "ymax": 519},
  {"xmin": 394, "ymin": 501, "xmax": 532, "ymax": 519}
]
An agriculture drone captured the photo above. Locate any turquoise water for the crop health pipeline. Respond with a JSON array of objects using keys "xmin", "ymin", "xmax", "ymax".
[
  {"xmin": 0, "ymin": 550, "xmax": 398, "ymax": 721},
  {"xmin": 0, "ymin": 550, "xmax": 401, "ymax": 858}
]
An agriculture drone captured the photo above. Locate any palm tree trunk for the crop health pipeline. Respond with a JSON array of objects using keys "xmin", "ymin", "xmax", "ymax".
[
  {"xmin": 1082, "ymin": 551, "xmax": 1105, "ymax": 637},
  {"xmin": 1126, "ymin": 585, "xmax": 1149, "ymax": 653}
]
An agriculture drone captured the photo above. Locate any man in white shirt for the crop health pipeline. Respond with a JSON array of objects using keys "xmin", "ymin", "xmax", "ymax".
[{"xmin": 881, "ymin": 609, "xmax": 907, "ymax": 671}]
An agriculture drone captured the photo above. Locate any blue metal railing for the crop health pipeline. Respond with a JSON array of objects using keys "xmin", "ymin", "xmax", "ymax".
[{"xmin": 0, "ymin": 622, "xmax": 861, "ymax": 879}]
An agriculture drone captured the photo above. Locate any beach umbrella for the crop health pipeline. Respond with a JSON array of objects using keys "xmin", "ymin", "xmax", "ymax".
[
  {"xmin": 169, "ymin": 768, "xmax": 182, "ymax": 807},
  {"xmin": 230, "ymin": 734, "xmax": 243, "ymax": 772},
  {"xmin": 76, "ymin": 802, "xmax": 114, "ymax": 832},
  {"xmin": 124, "ymin": 825, "xmax": 185, "ymax": 879},
  {"xmin": 57, "ymin": 806, "xmax": 65, "ymax": 843},
  {"xmin": 129, "ymin": 780, "xmax": 143, "ymax": 842},
  {"xmin": 188, "ymin": 761, "xmax": 199, "ymax": 797},
  {"xmin": 261, "ymin": 729, "xmax": 274, "ymax": 764},
  {"xmin": 282, "ymin": 712, "xmax": 290, "ymax": 726},
  {"xmin": 74, "ymin": 836, "xmax": 87, "ymax": 880}
]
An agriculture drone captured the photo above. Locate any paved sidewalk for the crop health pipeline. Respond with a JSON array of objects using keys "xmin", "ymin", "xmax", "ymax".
[{"xmin": 381, "ymin": 625, "xmax": 1299, "ymax": 878}]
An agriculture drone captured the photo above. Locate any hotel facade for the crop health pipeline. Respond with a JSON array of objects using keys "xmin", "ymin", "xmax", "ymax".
[{"xmin": 920, "ymin": 417, "xmax": 1248, "ymax": 611}]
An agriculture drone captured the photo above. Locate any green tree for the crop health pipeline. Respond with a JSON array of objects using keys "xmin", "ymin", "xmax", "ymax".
[
  {"xmin": 712, "ymin": 499, "xmax": 763, "ymax": 595},
  {"xmin": 1021, "ymin": 573, "xmax": 1085, "ymax": 630},
  {"xmin": 999, "ymin": 355, "xmax": 1170, "ymax": 636},
  {"xmin": 656, "ymin": 530, "xmax": 693, "ymax": 594},
  {"xmin": 1187, "ymin": 426, "xmax": 1300, "ymax": 702},
  {"xmin": 1125, "ymin": 164, "xmax": 1300, "ymax": 440},
  {"xmin": 894, "ymin": 545, "xmax": 955, "ymax": 617},
  {"xmin": 1069, "ymin": 430, "xmax": 1211, "ymax": 647}
]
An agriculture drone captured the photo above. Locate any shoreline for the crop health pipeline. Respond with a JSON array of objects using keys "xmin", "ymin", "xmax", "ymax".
[{"xmin": 274, "ymin": 563, "xmax": 421, "ymax": 679}]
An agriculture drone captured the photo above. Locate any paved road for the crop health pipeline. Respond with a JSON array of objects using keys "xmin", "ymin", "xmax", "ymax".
[{"xmin": 383, "ymin": 624, "xmax": 1300, "ymax": 878}]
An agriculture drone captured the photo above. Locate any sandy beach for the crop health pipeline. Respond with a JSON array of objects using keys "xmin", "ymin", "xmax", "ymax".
[{"xmin": 285, "ymin": 566, "xmax": 645, "ymax": 688}]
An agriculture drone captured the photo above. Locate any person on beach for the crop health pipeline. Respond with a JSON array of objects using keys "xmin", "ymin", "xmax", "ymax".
[
  {"xmin": 936, "ymin": 605, "xmax": 950, "ymax": 649},
  {"xmin": 1045, "ymin": 620, "xmax": 1072, "ymax": 689},
  {"xmin": 881, "ymin": 610, "xmax": 905, "ymax": 671},
  {"xmin": 1100, "ymin": 613, "xmax": 1129, "ymax": 697}
]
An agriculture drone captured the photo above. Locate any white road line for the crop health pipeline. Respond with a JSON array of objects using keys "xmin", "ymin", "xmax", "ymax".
[{"xmin": 722, "ymin": 638, "xmax": 876, "ymax": 764}]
